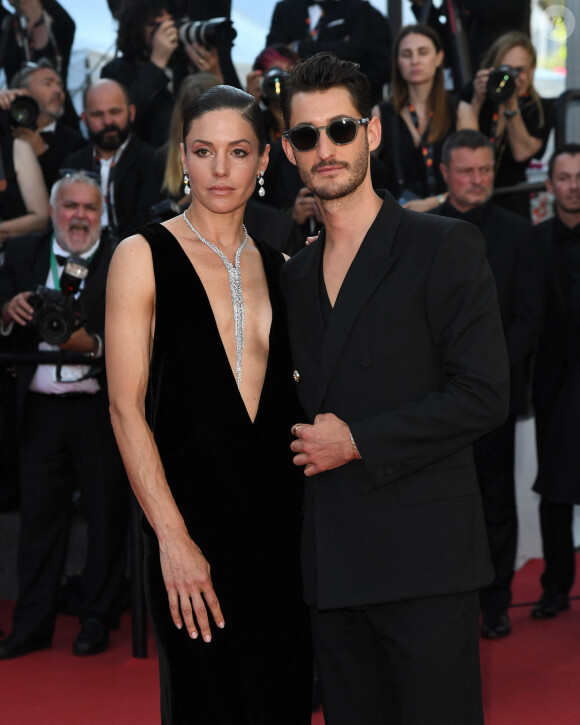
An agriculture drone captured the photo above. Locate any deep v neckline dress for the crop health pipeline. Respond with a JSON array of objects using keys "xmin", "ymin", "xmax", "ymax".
[{"xmin": 138, "ymin": 223, "xmax": 311, "ymax": 725}]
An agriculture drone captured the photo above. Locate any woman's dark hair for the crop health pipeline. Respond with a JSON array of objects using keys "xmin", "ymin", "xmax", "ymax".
[
  {"xmin": 280, "ymin": 52, "xmax": 372, "ymax": 128},
  {"xmin": 182, "ymin": 85, "xmax": 267, "ymax": 154},
  {"xmin": 391, "ymin": 23, "xmax": 452, "ymax": 144},
  {"xmin": 116, "ymin": 0, "xmax": 170, "ymax": 61}
]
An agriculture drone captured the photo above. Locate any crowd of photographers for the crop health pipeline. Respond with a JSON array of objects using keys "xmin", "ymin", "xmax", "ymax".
[{"xmin": 0, "ymin": 0, "xmax": 578, "ymax": 659}]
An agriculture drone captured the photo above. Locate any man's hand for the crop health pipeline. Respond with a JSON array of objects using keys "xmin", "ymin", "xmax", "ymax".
[
  {"xmin": 12, "ymin": 126, "xmax": 48, "ymax": 157},
  {"xmin": 2, "ymin": 291, "xmax": 34, "ymax": 327},
  {"xmin": 0, "ymin": 88, "xmax": 28, "ymax": 111},
  {"xmin": 245, "ymin": 69, "xmax": 263, "ymax": 102},
  {"xmin": 291, "ymin": 187, "xmax": 320, "ymax": 225},
  {"xmin": 59, "ymin": 326, "xmax": 96, "ymax": 353},
  {"xmin": 159, "ymin": 531, "xmax": 225, "ymax": 642},
  {"xmin": 290, "ymin": 412, "xmax": 358, "ymax": 476}
]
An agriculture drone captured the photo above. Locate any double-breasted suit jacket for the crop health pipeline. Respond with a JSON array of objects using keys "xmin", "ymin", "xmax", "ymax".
[{"xmin": 281, "ymin": 192, "xmax": 510, "ymax": 609}]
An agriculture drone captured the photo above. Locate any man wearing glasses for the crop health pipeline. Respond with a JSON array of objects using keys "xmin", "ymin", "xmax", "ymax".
[{"xmin": 280, "ymin": 53, "xmax": 509, "ymax": 724}]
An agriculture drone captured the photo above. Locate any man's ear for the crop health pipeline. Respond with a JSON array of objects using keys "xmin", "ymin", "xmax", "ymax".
[
  {"xmin": 440, "ymin": 162, "xmax": 448, "ymax": 184},
  {"xmin": 281, "ymin": 136, "xmax": 298, "ymax": 167},
  {"xmin": 367, "ymin": 115, "xmax": 381, "ymax": 153},
  {"xmin": 545, "ymin": 176, "xmax": 553, "ymax": 195},
  {"xmin": 129, "ymin": 104, "xmax": 136, "ymax": 123}
]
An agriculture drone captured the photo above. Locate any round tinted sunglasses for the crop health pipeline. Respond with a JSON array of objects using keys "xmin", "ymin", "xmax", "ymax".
[{"xmin": 283, "ymin": 117, "xmax": 370, "ymax": 152}]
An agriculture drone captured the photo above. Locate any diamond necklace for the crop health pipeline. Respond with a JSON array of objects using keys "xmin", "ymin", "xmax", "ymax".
[{"xmin": 183, "ymin": 210, "xmax": 248, "ymax": 388}]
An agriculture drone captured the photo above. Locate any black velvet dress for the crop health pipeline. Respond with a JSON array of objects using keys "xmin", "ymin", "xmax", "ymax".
[{"xmin": 138, "ymin": 223, "xmax": 312, "ymax": 725}]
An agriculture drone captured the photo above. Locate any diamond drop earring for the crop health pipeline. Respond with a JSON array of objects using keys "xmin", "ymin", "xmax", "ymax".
[
  {"xmin": 258, "ymin": 170, "xmax": 265, "ymax": 197},
  {"xmin": 183, "ymin": 169, "xmax": 191, "ymax": 195}
]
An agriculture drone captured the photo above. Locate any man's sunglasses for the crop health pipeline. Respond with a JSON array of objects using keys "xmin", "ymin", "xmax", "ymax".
[{"xmin": 283, "ymin": 117, "xmax": 369, "ymax": 152}]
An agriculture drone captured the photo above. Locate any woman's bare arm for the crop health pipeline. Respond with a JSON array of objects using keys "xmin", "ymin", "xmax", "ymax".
[
  {"xmin": 0, "ymin": 139, "xmax": 49, "ymax": 240},
  {"xmin": 106, "ymin": 235, "xmax": 224, "ymax": 642}
]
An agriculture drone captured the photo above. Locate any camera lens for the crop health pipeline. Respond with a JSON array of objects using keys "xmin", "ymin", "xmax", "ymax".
[
  {"xmin": 486, "ymin": 65, "xmax": 518, "ymax": 103},
  {"xmin": 10, "ymin": 96, "xmax": 40, "ymax": 129}
]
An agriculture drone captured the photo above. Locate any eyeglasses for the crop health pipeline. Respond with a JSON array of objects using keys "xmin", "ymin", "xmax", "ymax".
[{"xmin": 283, "ymin": 117, "xmax": 369, "ymax": 152}]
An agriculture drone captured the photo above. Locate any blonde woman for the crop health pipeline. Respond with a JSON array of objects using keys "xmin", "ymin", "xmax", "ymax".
[{"xmin": 457, "ymin": 31, "xmax": 554, "ymax": 219}]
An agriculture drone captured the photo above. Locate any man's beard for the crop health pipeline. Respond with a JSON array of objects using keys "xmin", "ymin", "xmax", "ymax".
[
  {"xmin": 89, "ymin": 122, "xmax": 131, "ymax": 152},
  {"xmin": 297, "ymin": 138, "xmax": 369, "ymax": 201}
]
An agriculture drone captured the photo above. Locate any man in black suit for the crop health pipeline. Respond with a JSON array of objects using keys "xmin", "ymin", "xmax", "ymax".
[
  {"xmin": 432, "ymin": 129, "xmax": 543, "ymax": 639},
  {"xmin": 0, "ymin": 172, "xmax": 127, "ymax": 659},
  {"xmin": 63, "ymin": 79, "xmax": 152, "ymax": 246},
  {"xmin": 0, "ymin": 59, "xmax": 88, "ymax": 191},
  {"xmin": 531, "ymin": 143, "xmax": 580, "ymax": 620},
  {"xmin": 267, "ymin": 0, "xmax": 391, "ymax": 105},
  {"xmin": 280, "ymin": 53, "xmax": 509, "ymax": 724}
]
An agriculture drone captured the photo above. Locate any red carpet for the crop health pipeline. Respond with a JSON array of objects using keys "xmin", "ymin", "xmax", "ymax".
[{"xmin": 1, "ymin": 557, "xmax": 579, "ymax": 724}]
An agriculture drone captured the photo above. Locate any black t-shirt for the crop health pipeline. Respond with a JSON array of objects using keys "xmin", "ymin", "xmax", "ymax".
[{"xmin": 459, "ymin": 82, "xmax": 555, "ymax": 188}]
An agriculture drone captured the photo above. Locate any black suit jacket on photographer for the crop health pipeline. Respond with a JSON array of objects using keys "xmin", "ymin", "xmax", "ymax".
[
  {"xmin": 38, "ymin": 120, "xmax": 89, "ymax": 191},
  {"xmin": 0, "ymin": 229, "xmax": 110, "ymax": 418},
  {"xmin": 63, "ymin": 134, "xmax": 153, "ymax": 242},
  {"xmin": 266, "ymin": 0, "xmax": 391, "ymax": 104}
]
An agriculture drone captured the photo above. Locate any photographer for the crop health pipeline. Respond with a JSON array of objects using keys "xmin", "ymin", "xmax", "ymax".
[
  {"xmin": 101, "ymin": 0, "xmax": 234, "ymax": 147},
  {"xmin": 2, "ymin": 60, "xmax": 87, "ymax": 191},
  {"xmin": 457, "ymin": 32, "xmax": 555, "ymax": 219},
  {"xmin": 0, "ymin": 0, "xmax": 74, "ymax": 87},
  {"xmin": 0, "ymin": 171, "xmax": 127, "ymax": 660}
]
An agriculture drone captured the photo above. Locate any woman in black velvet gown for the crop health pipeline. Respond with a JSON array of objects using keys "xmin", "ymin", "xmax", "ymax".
[{"xmin": 105, "ymin": 85, "xmax": 311, "ymax": 724}]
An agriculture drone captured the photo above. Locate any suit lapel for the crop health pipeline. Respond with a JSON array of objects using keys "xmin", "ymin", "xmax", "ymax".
[{"xmin": 313, "ymin": 194, "xmax": 402, "ymax": 411}]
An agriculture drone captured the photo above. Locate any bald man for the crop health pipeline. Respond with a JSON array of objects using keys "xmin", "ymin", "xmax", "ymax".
[{"xmin": 63, "ymin": 79, "xmax": 153, "ymax": 246}]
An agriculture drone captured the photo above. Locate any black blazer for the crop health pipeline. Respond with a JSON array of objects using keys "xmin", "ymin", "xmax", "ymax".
[
  {"xmin": 532, "ymin": 216, "xmax": 580, "ymax": 504},
  {"xmin": 0, "ymin": 230, "xmax": 111, "ymax": 416},
  {"xmin": 431, "ymin": 199, "xmax": 543, "ymax": 415},
  {"xmin": 38, "ymin": 121, "xmax": 89, "ymax": 191},
  {"xmin": 281, "ymin": 192, "xmax": 509, "ymax": 609},
  {"xmin": 63, "ymin": 134, "xmax": 153, "ymax": 241}
]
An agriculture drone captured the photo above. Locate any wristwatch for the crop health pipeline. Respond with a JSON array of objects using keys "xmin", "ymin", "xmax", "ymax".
[{"xmin": 503, "ymin": 108, "xmax": 520, "ymax": 120}]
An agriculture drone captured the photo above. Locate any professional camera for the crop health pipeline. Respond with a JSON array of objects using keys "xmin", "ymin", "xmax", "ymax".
[
  {"xmin": 9, "ymin": 95, "xmax": 39, "ymax": 129},
  {"xmin": 177, "ymin": 16, "xmax": 236, "ymax": 49},
  {"xmin": 0, "ymin": 95, "xmax": 39, "ymax": 136},
  {"xmin": 486, "ymin": 65, "xmax": 519, "ymax": 103},
  {"xmin": 260, "ymin": 67, "xmax": 289, "ymax": 106},
  {"xmin": 28, "ymin": 257, "xmax": 89, "ymax": 344}
]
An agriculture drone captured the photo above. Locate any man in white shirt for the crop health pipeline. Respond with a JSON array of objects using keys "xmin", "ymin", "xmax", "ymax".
[{"xmin": 0, "ymin": 172, "xmax": 127, "ymax": 659}]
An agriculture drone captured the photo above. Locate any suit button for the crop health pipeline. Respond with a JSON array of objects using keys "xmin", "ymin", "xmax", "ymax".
[
  {"xmin": 384, "ymin": 466, "xmax": 394, "ymax": 475},
  {"xmin": 360, "ymin": 355, "xmax": 372, "ymax": 368}
]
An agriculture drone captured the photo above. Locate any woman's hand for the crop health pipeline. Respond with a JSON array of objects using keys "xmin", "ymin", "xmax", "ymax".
[
  {"xmin": 159, "ymin": 531, "xmax": 225, "ymax": 642},
  {"xmin": 187, "ymin": 43, "xmax": 223, "ymax": 83},
  {"xmin": 471, "ymin": 68, "xmax": 491, "ymax": 108}
]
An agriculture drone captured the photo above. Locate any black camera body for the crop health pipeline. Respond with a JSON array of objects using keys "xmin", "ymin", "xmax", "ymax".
[
  {"xmin": 177, "ymin": 16, "xmax": 236, "ymax": 49},
  {"xmin": 486, "ymin": 65, "xmax": 519, "ymax": 103},
  {"xmin": 28, "ymin": 287, "xmax": 82, "ymax": 345},
  {"xmin": 27, "ymin": 256, "xmax": 89, "ymax": 344}
]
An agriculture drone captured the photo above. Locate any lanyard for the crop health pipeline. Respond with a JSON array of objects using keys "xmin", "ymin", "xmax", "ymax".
[{"xmin": 408, "ymin": 104, "xmax": 437, "ymax": 195}]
